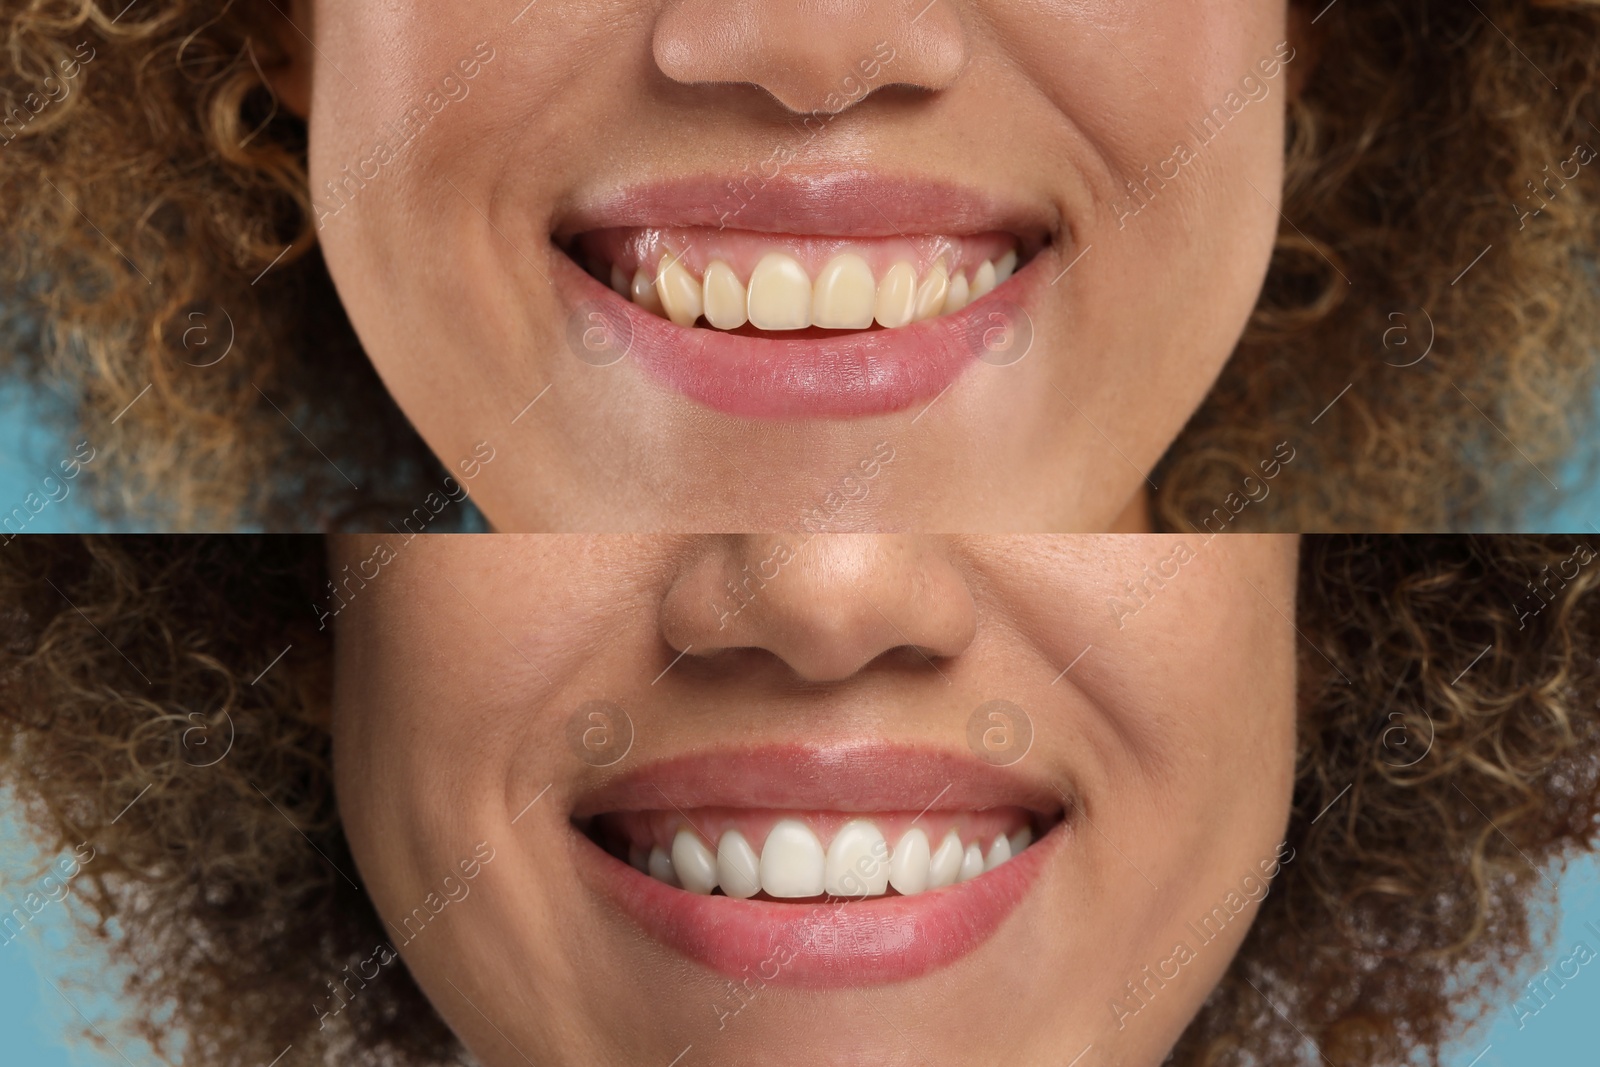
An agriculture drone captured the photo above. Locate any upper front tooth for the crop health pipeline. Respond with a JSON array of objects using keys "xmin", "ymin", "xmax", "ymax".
[
  {"xmin": 671, "ymin": 829, "xmax": 718, "ymax": 894},
  {"xmin": 655, "ymin": 253, "xmax": 704, "ymax": 327},
  {"xmin": 913, "ymin": 258, "xmax": 950, "ymax": 322},
  {"xmin": 747, "ymin": 252, "xmax": 812, "ymax": 330},
  {"xmin": 970, "ymin": 260, "xmax": 997, "ymax": 301},
  {"xmin": 928, "ymin": 830, "xmax": 964, "ymax": 889},
  {"xmin": 958, "ymin": 841, "xmax": 985, "ymax": 883},
  {"xmin": 760, "ymin": 818, "xmax": 825, "ymax": 897},
  {"xmin": 983, "ymin": 835, "xmax": 1012, "ymax": 872},
  {"xmin": 889, "ymin": 827, "xmax": 932, "ymax": 896},
  {"xmin": 812, "ymin": 253, "xmax": 877, "ymax": 330},
  {"xmin": 647, "ymin": 845, "xmax": 679, "ymax": 888},
  {"xmin": 702, "ymin": 260, "xmax": 748, "ymax": 330},
  {"xmin": 995, "ymin": 249, "xmax": 1018, "ymax": 283},
  {"xmin": 825, "ymin": 819, "xmax": 890, "ymax": 897},
  {"xmin": 717, "ymin": 830, "xmax": 762, "ymax": 899},
  {"xmin": 944, "ymin": 273, "xmax": 971, "ymax": 315},
  {"xmin": 632, "ymin": 268, "xmax": 664, "ymax": 315},
  {"xmin": 874, "ymin": 261, "xmax": 917, "ymax": 329}
]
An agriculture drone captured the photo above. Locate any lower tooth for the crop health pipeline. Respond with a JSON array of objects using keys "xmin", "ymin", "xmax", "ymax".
[
  {"xmin": 958, "ymin": 842, "xmax": 985, "ymax": 883},
  {"xmin": 671, "ymin": 829, "xmax": 719, "ymax": 894}
]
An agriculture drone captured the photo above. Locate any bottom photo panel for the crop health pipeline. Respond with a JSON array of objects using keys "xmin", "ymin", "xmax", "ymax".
[{"xmin": 0, "ymin": 534, "xmax": 1597, "ymax": 1067}]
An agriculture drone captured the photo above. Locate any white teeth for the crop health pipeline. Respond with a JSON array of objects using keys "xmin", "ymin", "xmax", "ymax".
[
  {"xmin": 620, "ymin": 248, "xmax": 1020, "ymax": 329},
  {"xmin": 812, "ymin": 253, "xmax": 877, "ymax": 330},
  {"xmin": 747, "ymin": 252, "xmax": 812, "ymax": 331},
  {"xmin": 702, "ymin": 260, "xmax": 748, "ymax": 330},
  {"xmin": 637, "ymin": 818, "xmax": 1034, "ymax": 894},
  {"xmin": 944, "ymin": 272, "xmax": 971, "ymax": 315},
  {"xmin": 655, "ymin": 253, "xmax": 704, "ymax": 328},
  {"xmin": 874, "ymin": 261, "xmax": 918, "ymax": 329},
  {"xmin": 671, "ymin": 829, "xmax": 719, "ymax": 894},
  {"xmin": 912, "ymin": 258, "xmax": 950, "ymax": 322},
  {"xmin": 760, "ymin": 818, "xmax": 826, "ymax": 898},
  {"xmin": 824, "ymin": 819, "xmax": 890, "ymax": 897},
  {"xmin": 888, "ymin": 827, "xmax": 931, "ymax": 896},
  {"xmin": 983, "ymin": 835, "xmax": 1011, "ymax": 872},
  {"xmin": 995, "ymin": 249, "xmax": 1018, "ymax": 283},
  {"xmin": 928, "ymin": 830, "xmax": 964, "ymax": 889},
  {"xmin": 717, "ymin": 830, "xmax": 763, "ymax": 899},
  {"xmin": 631, "ymin": 268, "xmax": 664, "ymax": 316},
  {"xmin": 970, "ymin": 259, "xmax": 997, "ymax": 302},
  {"xmin": 958, "ymin": 842, "xmax": 985, "ymax": 883},
  {"xmin": 647, "ymin": 845, "xmax": 679, "ymax": 888}
]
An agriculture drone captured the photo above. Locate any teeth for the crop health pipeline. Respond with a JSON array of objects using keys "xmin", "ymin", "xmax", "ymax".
[
  {"xmin": 874, "ymin": 261, "xmax": 918, "ymax": 329},
  {"xmin": 655, "ymin": 253, "xmax": 704, "ymax": 328},
  {"xmin": 615, "ymin": 248, "xmax": 1020, "ymax": 330},
  {"xmin": 635, "ymin": 818, "xmax": 1035, "ymax": 896},
  {"xmin": 983, "ymin": 835, "xmax": 1011, "ymax": 872},
  {"xmin": 812, "ymin": 253, "xmax": 877, "ymax": 330},
  {"xmin": 928, "ymin": 830, "xmax": 964, "ymax": 889},
  {"xmin": 824, "ymin": 819, "xmax": 890, "ymax": 897},
  {"xmin": 958, "ymin": 842, "xmax": 985, "ymax": 883},
  {"xmin": 970, "ymin": 259, "xmax": 997, "ymax": 302},
  {"xmin": 759, "ymin": 818, "xmax": 826, "ymax": 898},
  {"xmin": 702, "ymin": 260, "xmax": 748, "ymax": 330},
  {"xmin": 717, "ymin": 830, "xmax": 763, "ymax": 899},
  {"xmin": 747, "ymin": 252, "xmax": 812, "ymax": 331},
  {"xmin": 888, "ymin": 827, "xmax": 931, "ymax": 896},
  {"xmin": 631, "ymin": 268, "xmax": 664, "ymax": 316},
  {"xmin": 647, "ymin": 845, "xmax": 679, "ymax": 888},
  {"xmin": 944, "ymin": 273, "xmax": 971, "ymax": 315},
  {"xmin": 671, "ymin": 829, "xmax": 719, "ymax": 894},
  {"xmin": 912, "ymin": 258, "xmax": 950, "ymax": 322}
]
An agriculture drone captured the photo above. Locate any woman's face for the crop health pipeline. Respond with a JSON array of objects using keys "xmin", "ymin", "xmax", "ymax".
[
  {"xmin": 330, "ymin": 534, "xmax": 1299, "ymax": 1066},
  {"xmin": 286, "ymin": 1, "xmax": 1298, "ymax": 531}
]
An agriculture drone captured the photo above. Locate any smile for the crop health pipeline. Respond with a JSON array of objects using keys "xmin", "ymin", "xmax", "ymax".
[
  {"xmin": 568, "ymin": 742, "xmax": 1068, "ymax": 986},
  {"xmin": 553, "ymin": 173, "xmax": 1060, "ymax": 419}
]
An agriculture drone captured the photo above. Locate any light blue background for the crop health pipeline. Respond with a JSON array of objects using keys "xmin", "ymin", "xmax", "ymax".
[{"xmin": 1, "ymin": 805, "xmax": 1595, "ymax": 1065}]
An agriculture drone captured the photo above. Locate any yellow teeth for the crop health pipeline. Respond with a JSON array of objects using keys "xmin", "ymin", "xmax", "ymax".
[{"xmin": 616, "ymin": 249, "xmax": 1019, "ymax": 330}]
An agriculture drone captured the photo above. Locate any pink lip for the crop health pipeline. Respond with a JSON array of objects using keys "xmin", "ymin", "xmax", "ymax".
[
  {"xmin": 569, "ymin": 742, "xmax": 1067, "ymax": 987},
  {"xmin": 553, "ymin": 174, "xmax": 1056, "ymax": 419}
]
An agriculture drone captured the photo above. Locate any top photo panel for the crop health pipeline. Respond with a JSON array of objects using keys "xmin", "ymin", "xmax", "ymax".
[{"xmin": 2, "ymin": 0, "xmax": 1599, "ymax": 534}]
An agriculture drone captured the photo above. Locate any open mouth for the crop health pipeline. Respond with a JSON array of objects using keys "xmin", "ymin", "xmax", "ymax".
[
  {"xmin": 567, "ymin": 743, "xmax": 1069, "ymax": 986},
  {"xmin": 552, "ymin": 175, "xmax": 1059, "ymax": 419}
]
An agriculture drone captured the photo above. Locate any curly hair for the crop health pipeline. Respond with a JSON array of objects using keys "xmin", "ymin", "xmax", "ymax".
[
  {"xmin": 2, "ymin": 1, "xmax": 1598, "ymax": 530},
  {"xmin": 0, "ymin": 534, "xmax": 1597, "ymax": 1067}
]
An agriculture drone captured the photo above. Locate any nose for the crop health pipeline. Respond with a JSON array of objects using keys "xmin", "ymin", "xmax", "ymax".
[
  {"xmin": 651, "ymin": 0, "xmax": 969, "ymax": 115},
  {"xmin": 659, "ymin": 535, "xmax": 978, "ymax": 684}
]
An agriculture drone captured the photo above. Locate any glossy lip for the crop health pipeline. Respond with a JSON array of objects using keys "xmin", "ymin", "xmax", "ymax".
[
  {"xmin": 552, "ymin": 173, "xmax": 1059, "ymax": 419},
  {"xmin": 568, "ymin": 742, "xmax": 1070, "ymax": 987}
]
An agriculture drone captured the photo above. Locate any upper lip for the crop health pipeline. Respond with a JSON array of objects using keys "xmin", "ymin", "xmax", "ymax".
[
  {"xmin": 554, "ymin": 170, "xmax": 1060, "ymax": 244},
  {"xmin": 569, "ymin": 740, "xmax": 1068, "ymax": 819}
]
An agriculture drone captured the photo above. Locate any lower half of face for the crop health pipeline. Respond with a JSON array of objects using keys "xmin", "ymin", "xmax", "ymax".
[
  {"xmin": 328, "ymin": 534, "xmax": 1298, "ymax": 1066},
  {"xmin": 308, "ymin": 1, "xmax": 1290, "ymax": 530}
]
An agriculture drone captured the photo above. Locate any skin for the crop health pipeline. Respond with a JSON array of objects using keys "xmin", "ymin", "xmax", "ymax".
[
  {"xmin": 267, "ymin": 2, "xmax": 1308, "ymax": 531},
  {"xmin": 330, "ymin": 533, "xmax": 1299, "ymax": 1065}
]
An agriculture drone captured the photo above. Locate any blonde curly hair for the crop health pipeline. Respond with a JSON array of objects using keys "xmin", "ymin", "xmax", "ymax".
[
  {"xmin": 0, "ymin": 534, "xmax": 1597, "ymax": 1066},
  {"xmin": 1, "ymin": 1, "xmax": 1598, "ymax": 529}
]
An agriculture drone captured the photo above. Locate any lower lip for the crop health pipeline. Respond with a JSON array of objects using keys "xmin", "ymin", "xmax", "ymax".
[
  {"xmin": 572, "ymin": 821, "xmax": 1055, "ymax": 987},
  {"xmin": 554, "ymin": 253, "xmax": 1046, "ymax": 420}
]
